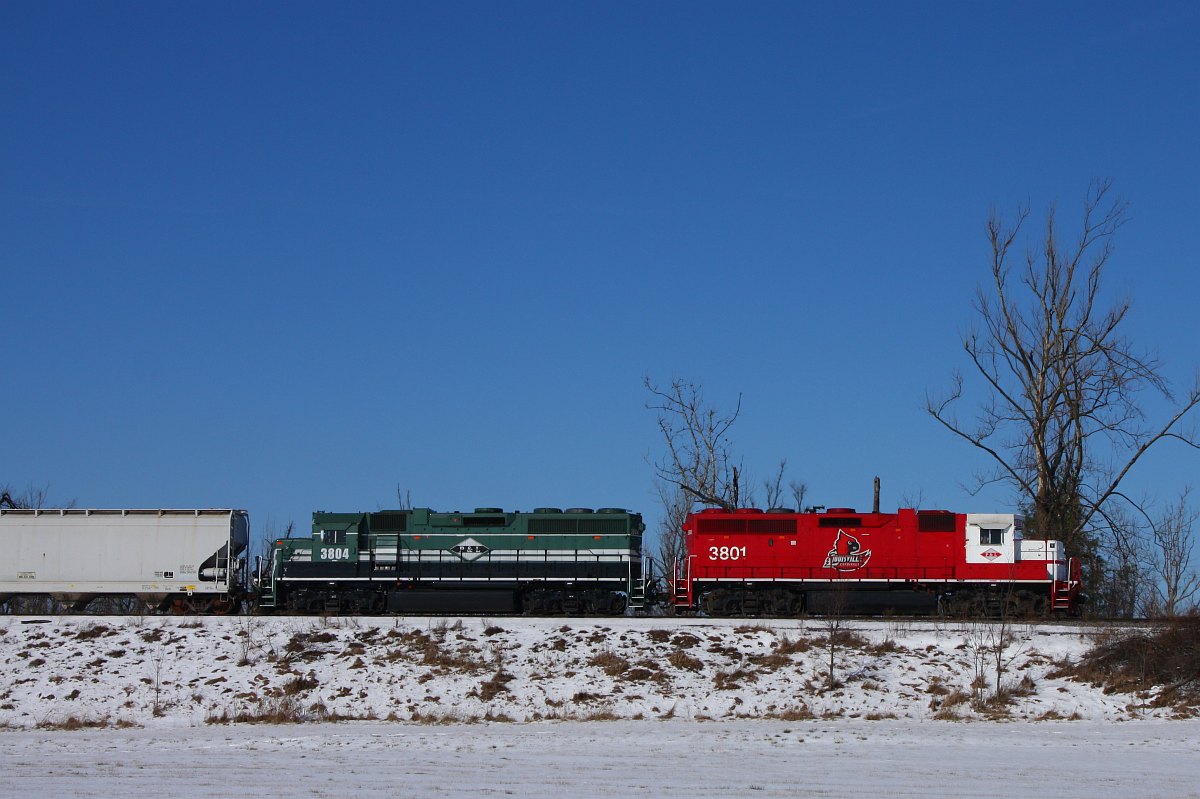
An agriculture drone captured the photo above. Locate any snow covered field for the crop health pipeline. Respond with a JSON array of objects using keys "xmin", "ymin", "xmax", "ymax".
[
  {"xmin": 3, "ymin": 615, "xmax": 1199, "ymax": 797},
  {"xmin": 5, "ymin": 718, "xmax": 1200, "ymax": 798}
]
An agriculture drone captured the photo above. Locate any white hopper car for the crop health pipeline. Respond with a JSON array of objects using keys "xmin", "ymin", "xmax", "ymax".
[{"xmin": 0, "ymin": 508, "xmax": 248, "ymax": 612}]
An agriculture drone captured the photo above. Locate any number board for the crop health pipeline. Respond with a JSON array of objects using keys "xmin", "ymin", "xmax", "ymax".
[{"xmin": 315, "ymin": 545, "xmax": 354, "ymax": 562}]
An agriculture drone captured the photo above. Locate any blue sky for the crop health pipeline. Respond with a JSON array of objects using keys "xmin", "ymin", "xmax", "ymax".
[{"xmin": 3, "ymin": 1, "xmax": 1199, "ymax": 550}]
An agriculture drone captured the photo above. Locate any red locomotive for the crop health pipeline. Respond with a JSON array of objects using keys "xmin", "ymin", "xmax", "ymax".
[{"xmin": 670, "ymin": 507, "xmax": 1081, "ymax": 616}]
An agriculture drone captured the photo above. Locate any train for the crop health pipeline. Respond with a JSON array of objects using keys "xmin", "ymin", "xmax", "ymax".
[
  {"xmin": 0, "ymin": 503, "xmax": 1082, "ymax": 616},
  {"xmin": 671, "ymin": 506, "xmax": 1081, "ymax": 616},
  {"xmin": 256, "ymin": 507, "xmax": 649, "ymax": 615},
  {"xmin": 0, "ymin": 507, "xmax": 248, "ymax": 613}
]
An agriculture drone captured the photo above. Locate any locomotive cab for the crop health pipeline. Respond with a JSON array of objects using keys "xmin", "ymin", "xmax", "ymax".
[{"xmin": 964, "ymin": 513, "xmax": 1020, "ymax": 565}]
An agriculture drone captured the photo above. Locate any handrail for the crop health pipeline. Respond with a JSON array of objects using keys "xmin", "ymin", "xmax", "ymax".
[{"xmin": 686, "ymin": 564, "xmax": 959, "ymax": 581}]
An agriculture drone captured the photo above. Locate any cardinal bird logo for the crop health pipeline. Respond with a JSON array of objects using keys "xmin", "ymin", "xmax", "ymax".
[{"xmin": 823, "ymin": 530, "xmax": 872, "ymax": 571}]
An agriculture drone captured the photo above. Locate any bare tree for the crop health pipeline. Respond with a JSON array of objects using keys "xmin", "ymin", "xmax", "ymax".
[
  {"xmin": 789, "ymin": 480, "xmax": 808, "ymax": 512},
  {"xmin": 645, "ymin": 376, "xmax": 745, "ymax": 511},
  {"xmin": 1089, "ymin": 499, "xmax": 1151, "ymax": 618},
  {"xmin": 762, "ymin": 459, "xmax": 788, "ymax": 508},
  {"xmin": 927, "ymin": 180, "xmax": 1200, "ymax": 571},
  {"xmin": 0, "ymin": 482, "xmax": 70, "ymax": 509},
  {"xmin": 645, "ymin": 376, "xmax": 802, "ymax": 589},
  {"xmin": 653, "ymin": 480, "xmax": 693, "ymax": 577},
  {"xmin": 820, "ymin": 585, "xmax": 851, "ymax": 691},
  {"xmin": 1, "ymin": 483, "xmax": 73, "ymax": 615},
  {"xmin": 1145, "ymin": 488, "xmax": 1200, "ymax": 617},
  {"xmin": 962, "ymin": 615, "xmax": 1026, "ymax": 707}
]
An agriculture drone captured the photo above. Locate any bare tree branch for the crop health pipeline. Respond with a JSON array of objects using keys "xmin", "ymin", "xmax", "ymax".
[
  {"xmin": 644, "ymin": 376, "xmax": 745, "ymax": 511},
  {"xmin": 927, "ymin": 181, "xmax": 1200, "ymax": 611}
]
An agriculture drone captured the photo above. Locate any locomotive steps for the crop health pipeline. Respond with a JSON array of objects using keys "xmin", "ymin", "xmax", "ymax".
[{"xmin": 1, "ymin": 615, "xmax": 1196, "ymax": 730}]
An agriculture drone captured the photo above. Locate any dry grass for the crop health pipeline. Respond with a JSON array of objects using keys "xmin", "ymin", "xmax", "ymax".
[
  {"xmin": 589, "ymin": 650, "xmax": 630, "ymax": 677},
  {"xmin": 75, "ymin": 624, "xmax": 113, "ymax": 640},
  {"xmin": 713, "ymin": 668, "xmax": 758, "ymax": 690},
  {"xmin": 1035, "ymin": 709, "xmax": 1083, "ymax": 721},
  {"xmin": 748, "ymin": 653, "xmax": 792, "ymax": 671},
  {"xmin": 819, "ymin": 629, "xmax": 870, "ymax": 650},
  {"xmin": 206, "ymin": 696, "xmax": 306, "ymax": 724},
  {"xmin": 668, "ymin": 650, "xmax": 704, "ymax": 672},
  {"xmin": 929, "ymin": 687, "xmax": 974, "ymax": 720},
  {"xmin": 37, "ymin": 715, "xmax": 112, "ymax": 730},
  {"xmin": 476, "ymin": 670, "xmax": 514, "ymax": 702},
  {"xmin": 1011, "ymin": 674, "xmax": 1037, "ymax": 697},
  {"xmin": 1052, "ymin": 614, "xmax": 1200, "ymax": 708},
  {"xmin": 670, "ymin": 633, "xmax": 701, "ymax": 649},
  {"xmin": 868, "ymin": 638, "xmax": 903, "ymax": 655},
  {"xmin": 281, "ymin": 674, "xmax": 320, "ymax": 695},
  {"xmin": 775, "ymin": 635, "xmax": 812, "ymax": 654},
  {"xmin": 763, "ymin": 705, "xmax": 815, "ymax": 721}
]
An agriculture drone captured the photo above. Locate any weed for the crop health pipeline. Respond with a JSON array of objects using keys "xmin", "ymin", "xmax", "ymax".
[
  {"xmin": 589, "ymin": 651, "xmax": 630, "ymax": 677},
  {"xmin": 763, "ymin": 705, "xmax": 815, "ymax": 721},
  {"xmin": 38, "ymin": 715, "xmax": 110, "ymax": 730},
  {"xmin": 775, "ymin": 635, "xmax": 812, "ymax": 654},
  {"xmin": 622, "ymin": 667, "xmax": 666, "ymax": 684},
  {"xmin": 75, "ymin": 624, "xmax": 113, "ymax": 640},
  {"xmin": 476, "ymin": 671, "xmax": 514, "ymax": 702},
  {"xmin": 932, "ymin": 706, "xmax": 965, "ymax": 721},
  {"xmin": 713, "ymin": 668, "xmax": 757, "ymax": 690},
  {"xmin": 668, "ymin": 650, "xmax": 704, "ymax": 672},
  {"xmin": 206, "ymin": 696, "xmax": 306, "ymax": 724},
  {"xmin": 1053, "ymin": 615, "xmax": 1200, "ymax": 707},
  {"xmin": 1035, "ymin": 709, "xmax": 1083, "ymax": 721},
  {"xmin": 580, "ymin": 707, "xmax": 620, "ymax": 721},
  {"xmin": 281, "ymin": 674, "xmax": 320, "ymax": 695},
  {"xmin": 748, "ymin": 653, "xmax": 791, "ymax": 671},
  {"xmin": 670, "ymin": 633, "xmax": 701, "ymax": 649},
  {"xmin": 1011, "ymin": 674, "xmax": 1037, "ymax": 697}
]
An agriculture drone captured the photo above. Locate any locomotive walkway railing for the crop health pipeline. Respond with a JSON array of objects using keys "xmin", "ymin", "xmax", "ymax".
[{"xmin": 689, "ymin": 564, "xmax": 959, "ymax": 581}]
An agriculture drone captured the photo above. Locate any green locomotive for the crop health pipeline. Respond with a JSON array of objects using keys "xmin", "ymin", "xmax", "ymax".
[{"xmin": 256, "ymin": 506, "xmax": 651, "ymax": 614}]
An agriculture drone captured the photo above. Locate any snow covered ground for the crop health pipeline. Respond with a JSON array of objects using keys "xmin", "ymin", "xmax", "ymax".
[
  {"xmin": 2, "ymin": 615, "xmax": 1199, "ymax": 797},
  {"xmin": 5, "ymin": 718, "xmax": 1200, "ymax": 798}
]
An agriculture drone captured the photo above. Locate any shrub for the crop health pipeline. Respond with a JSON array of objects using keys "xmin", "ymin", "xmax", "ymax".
[{"xmin": 1053, "ymin": 615, "xmax": 1200, "ymax": 707}]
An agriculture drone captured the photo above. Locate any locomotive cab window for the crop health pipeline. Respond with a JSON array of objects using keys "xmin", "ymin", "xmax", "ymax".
[
  {"xmin": 321, "ymin": 529, "xmax": 346, "ymax": 545},
  {"xmin": 979, "ymin": 528, "xmax": 1004, "ymax": 546}
]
